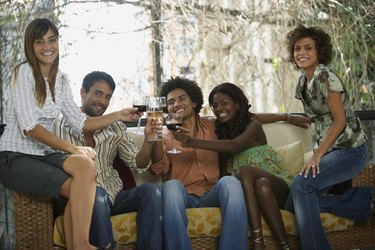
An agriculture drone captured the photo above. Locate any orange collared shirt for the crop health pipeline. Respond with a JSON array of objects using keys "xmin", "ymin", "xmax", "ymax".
[{"xmin": 150, "ymin": 116, "xmax": 220, "ymax": 197}]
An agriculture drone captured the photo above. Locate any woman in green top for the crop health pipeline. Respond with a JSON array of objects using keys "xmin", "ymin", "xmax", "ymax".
[{"xmin": 175, "ymin": 82, "xmax": 293, "ymax": 250}]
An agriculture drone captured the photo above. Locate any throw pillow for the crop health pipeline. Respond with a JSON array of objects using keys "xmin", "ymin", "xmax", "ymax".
[{"xmin": 274, "ymin": 141, "xmax": 304, "ymax": 175}]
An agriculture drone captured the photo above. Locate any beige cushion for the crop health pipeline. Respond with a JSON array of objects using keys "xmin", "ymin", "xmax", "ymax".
[
  {"xmin": 263, "ymin": 123, "xmax": 313, "ymax": 153},
  {"xmin": 274, "ymin": 141, "xmax": 304, "ymax": 175}
]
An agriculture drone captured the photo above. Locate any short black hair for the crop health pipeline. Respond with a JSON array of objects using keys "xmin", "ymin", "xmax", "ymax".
[{"xmin": 82, "ymin": 71, "xmax": 116, "ymax": 92}]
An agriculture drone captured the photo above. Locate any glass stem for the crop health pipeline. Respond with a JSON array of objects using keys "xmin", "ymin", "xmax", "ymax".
[{"xmin": 136, "ymin": 118, "xmax": 142, "ymax": 134}]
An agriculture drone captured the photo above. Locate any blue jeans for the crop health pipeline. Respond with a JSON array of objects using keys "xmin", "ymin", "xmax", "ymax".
[
  {"xmin": 89, "ymin": 187, "xmax": 114, "ymax": 248},
  {"xmin": 284, "ymin": 143, "xmax": 373, "ymax": 250},
  {"xmin": 90, "ymin": 183, "xmax": 163, "ymax": 250},
  {"xmin": 162, "ymin": 176, "xmax": 248, "ymax": 250}
]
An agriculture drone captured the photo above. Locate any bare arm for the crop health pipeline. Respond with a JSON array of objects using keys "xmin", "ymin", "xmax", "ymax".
[
  {"xmin": 25, "ymin": 124, "xmax": 96, "ymax": 159},
  {"xmin": 175, "ymin": 120, "xmax": 264, "ymax": 154},
  {"xmin": 83, "ymin": 108, "xmax": 141, "ymax": 133},
  {"xmin": 313, "ymin": 91, "xmax": 346, "ymax": 159},
  {"xmin": 300, "ymin": 91, "xmax": 346, "ymax": 177},
  {"xmin": 255, "ymin": 113, "xmax": 311, "ymax": 128},
  {"xmin": 135, "ymin": 116, "xmax": 164, "ymax": 167}
]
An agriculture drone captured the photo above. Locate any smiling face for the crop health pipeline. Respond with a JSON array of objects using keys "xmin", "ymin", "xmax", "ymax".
[
  {"xmin": 81, "ymin": 80, "xmax": 113, "ymax": 117},
  {"xmin": 211, "ymin": 92, "xmax": 238, "ymax": 126},
  {"xmin": 166, "ymin": 88, "xmax": 197, "ymax": 121},
  {"xmin": 33, "ymin": 28, "xmax": 59, "ymax": 73},
  {"xmin": 293, "ymin": 37, "xmax": 319, "ymax": 77}
]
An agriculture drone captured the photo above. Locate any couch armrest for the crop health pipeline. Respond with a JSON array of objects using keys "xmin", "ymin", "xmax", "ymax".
[
  {"xmin": 12, "ymin": 192, "xmax": 54, "ymax": 249},
  {"xmin": 352, "ymin": 164, "xmax": 375, "ymax": 188}
]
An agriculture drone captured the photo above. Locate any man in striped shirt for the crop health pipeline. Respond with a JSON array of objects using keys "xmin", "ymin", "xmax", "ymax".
[{"xmin": 54, "ymin": 71, "xmax": 162, "ymax": 250}]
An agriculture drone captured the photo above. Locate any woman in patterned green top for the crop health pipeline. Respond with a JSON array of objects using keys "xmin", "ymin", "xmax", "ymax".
[
  {"xmin": 284, "ymin": 25, "xmax": 373, "ymax": 250},
  {"xmin": 175, "ymin": 82, "xmax": 293, "ymax": 250}
]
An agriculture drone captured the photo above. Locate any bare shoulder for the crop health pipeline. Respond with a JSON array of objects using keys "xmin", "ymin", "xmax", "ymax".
[{"xmin": 245, "ymin": 119, "xmax": 263, "ymax": 133}]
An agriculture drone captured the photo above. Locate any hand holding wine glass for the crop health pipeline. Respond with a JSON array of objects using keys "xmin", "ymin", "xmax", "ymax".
[
  {"xmin": 146, "ymin": 96, "xmax": 166, "ymax": 141},
  {"xmin": 132, "ymin": 96, "xmax": 147, "ymax": 134},
  {"xmin": 165, "ymin": 112, "xmax": 183, "ymax": 154}
]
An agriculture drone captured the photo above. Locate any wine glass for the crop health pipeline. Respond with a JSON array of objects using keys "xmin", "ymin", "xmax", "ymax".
[
  {"xmin": 146, "ymin": 96, "xmax": 166, "ymax": 141},
  {"xmin": 132, "ymin": 96, "xmax": 147, "ymax": 134},
  {"xmin": 165, "ymin": 113, "xmax": 183, "ymax": 154}
]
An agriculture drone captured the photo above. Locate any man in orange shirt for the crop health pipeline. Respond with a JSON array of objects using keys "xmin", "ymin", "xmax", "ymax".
[{"xmin": 149, "ymin": 77, "xmax": 248, "ymax": 250}]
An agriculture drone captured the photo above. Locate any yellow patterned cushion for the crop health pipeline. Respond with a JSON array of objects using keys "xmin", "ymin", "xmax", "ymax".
[
  {"xmin": 186, "ymin": 207, "xmax": 222, "ymax": 238},
  {"xmin": 53, "ymin": 208, "xmax": 355, "ymax": 246},
  {"xmin": 112, "ymin": 212, "xmax": 137, "ymax": 244}
]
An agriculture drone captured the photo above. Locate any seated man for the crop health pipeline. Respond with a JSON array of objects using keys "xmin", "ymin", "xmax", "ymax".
[
  {"xmin": 54, "ymin": 71, "xmax": 162, "ymax": 250},
  {"xmin": 149, "ymin": 77, "xmax": 249, "ymax": 250}
]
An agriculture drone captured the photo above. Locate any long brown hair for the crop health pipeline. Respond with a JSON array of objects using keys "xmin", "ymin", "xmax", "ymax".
[{"xmin": 15, "ymin": 18, "xmax": 59, "ymax": 107}]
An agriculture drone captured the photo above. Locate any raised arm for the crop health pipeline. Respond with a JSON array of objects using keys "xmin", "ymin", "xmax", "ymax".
[
  {"xmin": 255, "ymin": 113, "xmax": 311, "ymax": 128},
  {"xmin": 135, "ymin": 117, "xmax": 164, "ymax": 168},
  {"xmin": 175, "ymin": 120, "xmax": 265, "ymax": 154},
  {"xmin": 83, "ymin": 108, "xmax": 140, "ymax": 133}
]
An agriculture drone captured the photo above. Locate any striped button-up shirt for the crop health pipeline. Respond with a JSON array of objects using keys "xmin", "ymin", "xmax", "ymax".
[
  {"xmin": 54, "ymin": 116, "xmax": 145, "ymax": 204},
  {"xmin": 0, "ymin": 63, "xmax": 86, "ymax": 155},
  {"xmin": 150, "ymin": 116, "xmax": 220, "ymax": 197}
]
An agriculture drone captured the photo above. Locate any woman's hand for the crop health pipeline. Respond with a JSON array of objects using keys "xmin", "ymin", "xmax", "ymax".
[
  {"xmin": 70, "ymin": 145, "xmax": 97, "ymax": 160},
  {"xmin": 288, "ymin": 114, "xmax": 311, "ymax": 129},
  {"xmin": 173, "ymin": 127, "xmax": 191, "ymax": 144},
  {"xmin": 300, "ymin": 154, "xmax": 321, "ymax": 178}
]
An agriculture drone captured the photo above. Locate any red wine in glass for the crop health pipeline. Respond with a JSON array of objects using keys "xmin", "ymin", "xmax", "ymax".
[
  {"xmin": 133, "ymin": 104, "xmax": 146, "ymax": 112},
  {"xmin": 166, "ymin": 122, "xmax": 183, "ymax": 131}
]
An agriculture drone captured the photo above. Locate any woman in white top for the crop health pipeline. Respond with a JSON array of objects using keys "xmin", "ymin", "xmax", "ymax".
[{"xmin": 0, "ymin": 18, "xmax": 139, "ymax": 250}]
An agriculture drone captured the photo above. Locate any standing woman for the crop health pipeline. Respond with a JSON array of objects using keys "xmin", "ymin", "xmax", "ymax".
[
  {"xmin": 0, "ymin": 18, "xmax": 137, "ymax": 250},
  {"xmin": 284, "ymin": 25, "xmax": 374, "ymax": 249}
]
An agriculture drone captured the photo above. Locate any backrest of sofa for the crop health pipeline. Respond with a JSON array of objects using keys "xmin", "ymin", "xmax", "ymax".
[{"xmin": 263, "ymin": 122, "xmax": 313, "ymax": 153}]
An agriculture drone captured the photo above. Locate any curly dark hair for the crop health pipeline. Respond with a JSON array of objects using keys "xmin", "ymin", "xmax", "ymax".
[
  {"xmin": 208, "ymin": 82, "xmax": 253, "ymax": 176},
  {"xmin": 159, "ymin": 76, "xmax": 203, "ymax": 114},
  {"xmin": 286, "ymin": 25, "xmax": 333, "ymax": 69}
]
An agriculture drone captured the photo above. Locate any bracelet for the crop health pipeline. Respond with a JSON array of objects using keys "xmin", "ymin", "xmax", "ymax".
[{"xmin": 282, "ymin": 113, "xmax": 290, "ymax": 122}]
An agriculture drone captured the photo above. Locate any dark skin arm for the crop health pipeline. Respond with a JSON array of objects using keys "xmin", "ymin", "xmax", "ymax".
[
  {"xmin": 174, "ymin": 119, "xmax": 267, "ymax": 154},
  {"xmin": 255, "ymin": 113, "xmax": 311, "ymax": 128}
]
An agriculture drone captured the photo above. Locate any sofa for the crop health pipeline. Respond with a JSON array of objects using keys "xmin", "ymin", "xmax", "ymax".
[{"xmin": 12, "ymin": 122, "xmax": 375, "ymax": 250}]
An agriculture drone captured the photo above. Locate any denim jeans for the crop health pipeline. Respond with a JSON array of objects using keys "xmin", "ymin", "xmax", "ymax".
[
  {"xmin": 162, "ymin": 176, "xmax": 248, "ymax": 250},
  {"xmin": 90, "ymin": 183, "xmax": 163, "ymax": 250},
  {"xmin": 89, "ymin": 187, "xmax": 114, "ymax": 249},
  {"xmin": 284, "ymin": 143, "xmax": 373, "ymax": 250}
]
